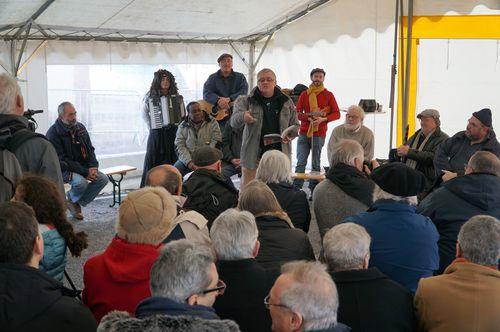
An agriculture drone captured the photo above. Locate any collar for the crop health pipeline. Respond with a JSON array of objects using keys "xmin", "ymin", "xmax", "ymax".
[
  {"xmin": 369, "ymin": 200, "xmax": 417, "ymax": 213},
  {"xmin": 136, "ymin": 296, "xmax": 218, "ymax": 320},
  {"xmin": 217, "ymin": 69, "xmax": 234, "ymax": 78},
  {"xmin": 217, "ymin": 258, "xmax": 258, "ymax": 269},
  {"xmin": 330, "ymin": 267, "xmax": 387, "ymax": 283}
]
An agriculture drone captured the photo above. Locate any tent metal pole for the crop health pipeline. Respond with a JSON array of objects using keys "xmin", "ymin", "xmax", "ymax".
[
  {"xmin": 229, "ymin": 42, "xmax": 250, "ymax": 69},
  {"xmin": 402, "ymin": 0, "xmax": 413, "ymax": 141},
  {"xmin": 388, "ymin": 0, "xmax": 399, "ymax": 148},
  {"xmin": 14, "ymin": 23, "xmax": 32, "ymax": 77},
  {"xmin": 248, "ymin": 42, "xmax": 256, "ymax": 88},
  {"xmin": 254, "ymin": 33, "xmax": 273, "ymax": 68}
]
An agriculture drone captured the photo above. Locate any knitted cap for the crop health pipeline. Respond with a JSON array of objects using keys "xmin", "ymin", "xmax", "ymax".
[
  {"xmin": 371, "ymin": 162, "xmax": 426, "ymax": 197},
  {"xmin": 116, "ymin": 187, "xmax": 177, "ymax": 244},
  {"xmin": 472, "ymin": 108, "xmax": 492, "ymax": 128}
]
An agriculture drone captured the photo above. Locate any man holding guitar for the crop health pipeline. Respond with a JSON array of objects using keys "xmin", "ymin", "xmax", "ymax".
[{"xmin": 203, "ymin": 53, "xmax": 249, "ymax": 134}]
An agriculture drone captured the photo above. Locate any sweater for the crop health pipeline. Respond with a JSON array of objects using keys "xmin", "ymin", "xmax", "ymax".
[{"xmin": 328, "ymin": 124, "xmax": 374, "ymax": 161}]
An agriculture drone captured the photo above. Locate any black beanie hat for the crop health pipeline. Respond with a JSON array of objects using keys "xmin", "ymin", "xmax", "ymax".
[
  {"xmin": 192, "ymin": 146, "xmax": 223, "ymax": 167},
  {"xmin": 472, "ymin": 108, "xmax": 492, "ymax": 128},
  {"xmin": 371, "ymin": 162, "xmax": 426, "ymax": 197}
]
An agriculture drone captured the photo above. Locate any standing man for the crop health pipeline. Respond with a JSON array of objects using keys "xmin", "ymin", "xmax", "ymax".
[
  {"xmin": 47, "ymin": 102, "xmax": 108, "ymax": 220},
  {"xmin": 203, "ymin": 53, "xmax": 248, "ymax": 134},
  {"xmin": 293, "ymin": 68, "xmax": 340, "ymax": 196}
]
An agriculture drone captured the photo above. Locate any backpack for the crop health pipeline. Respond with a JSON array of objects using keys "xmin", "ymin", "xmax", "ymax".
[{"xmin": 0, "ymin": 126, "xmax": 44, "ymax": 202}]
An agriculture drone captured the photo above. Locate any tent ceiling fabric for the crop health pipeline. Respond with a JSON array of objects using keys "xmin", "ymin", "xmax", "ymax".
[{"xmin": 0, "ymin": 0, "xmax": 325, "ymax": 42}]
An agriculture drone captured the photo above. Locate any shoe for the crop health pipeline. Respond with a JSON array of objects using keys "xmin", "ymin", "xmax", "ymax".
[{"xmin": 67, "ymin": 193, "xmax": 84, "ymax": 220}]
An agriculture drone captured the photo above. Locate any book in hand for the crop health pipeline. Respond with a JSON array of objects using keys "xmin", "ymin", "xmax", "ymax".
[{"xmin": 263, "ymin": 134, "xmax": 283, "ymax": 146}]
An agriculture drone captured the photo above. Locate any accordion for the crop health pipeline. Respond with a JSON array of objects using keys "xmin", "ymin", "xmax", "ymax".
[{"xmin": 148, "ymin": 95, "xmax": 186, "ymax": 129}]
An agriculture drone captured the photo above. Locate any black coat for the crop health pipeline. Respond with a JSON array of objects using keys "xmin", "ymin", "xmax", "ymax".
[
  {"xmin": 0, "ymin": 264, "xmax": 97, "ymax": 332},
  {"xmin": 214, "ymin": 259, "xmax": 273, "ymax": 332},
  {"xmin": 330, "ymin": 267, "xmax": 415, "ymax": 332},
  {"xmin": 255, "ymin": 215, "xmax": 315, "ymax": 273},
  {"xmin": 267, "ymin": 182, "xmax": 311, "ymax": 232},
  {"xmin": 418, "ymin": 173, "xmax": 500, "ymax": 274}
]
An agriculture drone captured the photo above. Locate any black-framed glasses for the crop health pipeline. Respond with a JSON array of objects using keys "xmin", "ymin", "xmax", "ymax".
[
  {"xmin": 202, "ymin": 279, "xmax": 226, "ymax": 296},
  {"xmin": 264, "ymin": 295, "xmax": 290, "ymax": 310}
]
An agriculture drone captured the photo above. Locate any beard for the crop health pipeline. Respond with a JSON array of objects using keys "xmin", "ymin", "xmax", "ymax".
[
  {"xmin": 62, "ymin": 118, "xmax": 77, "ymax": 127},
  {"xmin": 344, "ymin": 122, "xmax": 361, "ymax": 132}
]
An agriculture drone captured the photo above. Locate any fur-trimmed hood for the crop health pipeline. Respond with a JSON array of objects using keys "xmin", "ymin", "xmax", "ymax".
[{"xmin": 98, "ymin": 311, "xmax": 240, "ymax": 332}]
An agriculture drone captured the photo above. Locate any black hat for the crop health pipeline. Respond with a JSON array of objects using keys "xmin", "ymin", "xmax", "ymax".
[
  {"xmin": 371, "ymin": 162, "xmax": 426, "ymax": 197},
  {"xmin": 293, "ymin": 84, "xmax": 308, "ymax": 96},
  {"xmin": 217, "ymin": 53, "xmax": 233, "ymax": 63},
  {"xmin": 473, "ymin": 108, "xmax": 492, "ymax": 128},
  {"xmin": 192, "ymin": 146, "xmax": 223, "ymax": 167}
]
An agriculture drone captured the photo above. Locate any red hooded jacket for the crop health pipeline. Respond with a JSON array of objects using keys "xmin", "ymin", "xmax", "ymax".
[{"xmin": 296, "ymin": 88, "xmax": 340, "ymax": 137}]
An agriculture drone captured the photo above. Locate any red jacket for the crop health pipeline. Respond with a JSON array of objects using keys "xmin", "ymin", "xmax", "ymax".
[
  {"xmin": 296, "ymin": 88, "xmax": 340, "ymax": 137},
  {"xmin": 82, "ymin": 237, "xmax": 162, "ymax": 322}
]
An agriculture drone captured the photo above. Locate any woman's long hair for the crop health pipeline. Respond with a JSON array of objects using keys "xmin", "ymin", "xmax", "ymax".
[
  {"xmin": 17, "ymin": 174, "xmax": 88, "ymax": 257},
  {"xmin": 149, "ymin": 69, "xmax": 179, "ymax": 97}
]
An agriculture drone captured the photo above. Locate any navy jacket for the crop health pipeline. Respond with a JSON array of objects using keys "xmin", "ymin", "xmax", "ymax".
[
  {"xmin": 418, "ymin": 173, "xmax": 500, "ymax": 274},
  {"xmin": 267, "ymin": 182, "xmax": 311, "ymax": 232},
  {"xmin": 136, "ymin": 296, "xmax": 219, "ymax": 320},
  {"xmin": 344, "ymin": 201, "xmax": 439, "ymax": 292},
  {"xmin": 203, "ymin": 70, "xmax": 248, "ymax": 105},
  {"xmin": 47, "ymin": 119, "xmax": 98, "ymax": 182}
]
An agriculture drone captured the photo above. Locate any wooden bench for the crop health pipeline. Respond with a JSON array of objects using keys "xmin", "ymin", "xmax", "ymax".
[
  {"xmin": 291, "ymin": 171, "xmax": 326, "ymax": 182},
  {"xmin": 101, "ymin": 165, "xmax": 137, "ymax": 207}
]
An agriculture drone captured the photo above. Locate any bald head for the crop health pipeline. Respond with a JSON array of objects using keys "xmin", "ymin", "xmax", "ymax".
[{"xmin": 146, "ymin": 165, "xmax": 182, "ymax": 195}]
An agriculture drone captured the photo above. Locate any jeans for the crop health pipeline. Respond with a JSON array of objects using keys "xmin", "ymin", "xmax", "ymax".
[
  {"xmin": 293, "ymin": 135, "xmax": 325, "ymax": 191},
  {"xmin": 174, "ymin": 160, "xmax": 192, "ymax": 177},
  {"xmin": 68, "ymin": 171, "xmax": 108, "ymax": 206}
]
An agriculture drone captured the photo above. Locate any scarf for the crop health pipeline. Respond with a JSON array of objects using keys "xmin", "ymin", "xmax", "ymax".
[
  {"xmin": 326, "ymin": 163, "xmax": 375, "ymax": 207},
  {"xmin": 406, "ymin": 129, "xmax": 434, "ymax": 169},
  {"xmin": 306, "ymin": 83, "xmax": 325, "ymax": 137}
]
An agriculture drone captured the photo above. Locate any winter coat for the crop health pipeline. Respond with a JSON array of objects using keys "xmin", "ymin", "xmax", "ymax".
[
  {"xmin": 175, "ymin": 113, "xmax": 222, "ymax": 166},
  {"xmin": 0, "ymin": 114, "xmax": 64, "ymax": 195},
  {"xmin": 231, "ymin": 87, "xmax": 299, "ymax": 169},
  {"xmin": 46, "ymin": 118, "xmax": 98, "ymax": 182},
  {"xmin": 344, "ymin": 201, "xmax": 439, "ymax": 292},
  {"xmin": 267, "ymin": 182, "xmax": 311, "ymax": 232},
  {"xmin": 434, "ymin": 130, "xmax": 500, "ymax": 176},
  {"xmin": 330, "ymin": 267, "xmax": 416, "ymax": 332},
  {"xmin": 214, "ymin": 259, "xmax": 273, "ymax": 332},
  {"xmin": 82, "ymin": 237, "xmax": 162, "ymax": 322},
  {"xmin": 203, "ymin": 70, "xmax": 249, "ymax": 105},
  {"xmin": 255, "ymin": 214, "xmax": 315, "ymax": 273},
  {"xmin": 39, "ymin": 224, "xmax": 67, "ymax": 282},
  {"xmin": 418, "ymin": 173, "xmax": 500, "ymax": 274},
  {"xmin": 0, "ymin": 264, "xmax": 96, "ymax": 332},
  {"xmin": 415, "ymin": 260, "xmax": 500, "ymax": 332}
]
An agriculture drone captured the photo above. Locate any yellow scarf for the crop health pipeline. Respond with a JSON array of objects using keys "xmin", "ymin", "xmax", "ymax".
[{"xmin": 306, "ymin": 83, "xmax": 325, "ymax": 137}]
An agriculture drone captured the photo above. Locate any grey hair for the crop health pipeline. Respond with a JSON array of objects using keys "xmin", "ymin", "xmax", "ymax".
[
  {"xmin": 458, "ymin": 215, "xmax": 500, "ymax": 266},
  {"xmin": 280, "ymin": 261, "xmax": 338, "ymax": 331},
  {"xmin": 469, "ymin": 151, "xmax": 500, "ymax": 177},
  {"xmin": 347, "ymin": 105, "xmax": 365, "ymax": 121},
  {"xmin": 372, "ymin": 185, "xmax": 418, "ymax": 206},
  {"xmin": 150, "ymin": 239, "xmax": 215, "ymax": 303},
  {"xmin": 0, "ymin": 73, "xmax": 21, "ymax": 115},
  {"xmin": 256, "ymin": 150, "xmax": 292, "ymax": 184},
  {"xmin": 329, "ymin": 139, "xmax": 364, "ymax": 167},
  {"xmin": 57, "ymin": 101, "xmax": 72, "ymax": 116},
  {"xmin": 210, "ymin": 209, "xmax": 258, "ymax": 260},
  {"xmin": 257, "ymin": 68, "xmax": 276, "ymax": 80},
  {"xmin": 323, "ymin": 223, "xmax": 371, "ymax": 272}
]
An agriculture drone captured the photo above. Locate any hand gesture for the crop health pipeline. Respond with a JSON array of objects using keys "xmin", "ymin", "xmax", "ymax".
[
  {"xmin": 244, "ymin": 111, "xmax": 256, "ymax": 124},
  {"xmin": 397, "ymin": 145, "xmax": 410, "ymax": 156}
]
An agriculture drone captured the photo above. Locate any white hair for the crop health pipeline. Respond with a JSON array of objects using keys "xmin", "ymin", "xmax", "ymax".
[
  {"xmin": 280, "ymin": 261, "xmax": 338, "ymax": 331},
  {"xmin": 458, "ymin": 215, "xmax": 500, "ymax": 266},
  {"xmin": 150, "ymin": 240, "xmax": 215, "ymax": 303},
  {"xmin": 0, "ymin": 73, "xmax": 21, "ymax": 115},
  {"xmin": 256, "ymin": 150, "xmax": 292, "ymax": 184},
  {"xmin": 210, "ymin": 209, "xmax": 258, "ymax": 260},
  {"xmin": 372, "ymin": 185, "xmax": 418, "ymax": 206},
  {"xmin": 329, "ymin": 139, "xmax": 364, "ymax": 167},
  {"xmin": 323, "ymin": 223, "xmax": 371, "ymax": 272},
  {"xmin": 347, "ymin": 105, "xmax": 365, "ymax": 121}
]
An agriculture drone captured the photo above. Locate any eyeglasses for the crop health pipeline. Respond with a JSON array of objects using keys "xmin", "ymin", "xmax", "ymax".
[
  {"xmin": 264, "ymin": 295, "xmax": 291, "ymax": 310},
  {"xmin": 202, "ymin": 279, "xmax": 226, "ymax": 296},
  {"xmin": 258, "ymin": 77, "xmax": 275, "ymax": 83}
]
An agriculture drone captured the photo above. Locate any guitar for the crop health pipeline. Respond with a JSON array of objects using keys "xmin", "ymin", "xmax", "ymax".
[{"xmin": 198, "ymin": 100, "xmax": 233, "ymax": 121}]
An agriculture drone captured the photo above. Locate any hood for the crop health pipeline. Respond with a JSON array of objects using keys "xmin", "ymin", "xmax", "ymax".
[
  {"xmin": 136, "ymin": 296, "xmax": 219, "ymax": 320},
  {"xmin": 444, "ymin": 173, "xmax": 500, "ymax": 211},
  {"xmin": 0, "ymin": 264, "xmax": 77, "ymax": 330},
  {"xmin": 0, "ymin": 114, "xmax": 29, "ymax": 130},
  {"xmin": 102, "ymin": 237, "xmax": 161, "ymax": 283}
]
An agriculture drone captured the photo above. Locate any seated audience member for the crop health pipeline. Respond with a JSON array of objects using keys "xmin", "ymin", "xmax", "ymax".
[
  {"xmin": 211, "ymin": 209, "xmax": 273, "ymax": 332},
  {"xmin": 314, "ymin": 139, "xmax": 375, "ymax": 239},
  {"xmin": 146, "ymin": 164, "xmax": 210, "ymax": 244},
  {"xmin": 396, "ymin": 109, "xmax": 448, "ymax": 196},
  {"xmin": 13, "ymin": 174, "xmax": 88, "ymax": 282},
  {"xmin": 182, "ymin": 146, "xmax": 239, "ymax": 228},
  {"xmin": 328, "ymin": 105, "xmax": 374, "ymax": 162},
  {"xmin": 256, "ymin": 150, "xmax": 311, "ymax": 232},
  {"xmin": 266, "ymin": 261, "xmax": 350, "ymax": 332},
  {"xmin": 434, "ymin": 108, "xmax": 500, "ymax": 182},
  {"xmin": 221, "ymin": 121, "xmax": 243, "ymax": 180},
  {"xmin": 46, "ymin": 101, "xmax": 108, "ymax": 220},
  {"xmin": 344, "ymin": 162, "xmax": 439, "ymax": 292},
  {"xmin": 174, "ymin": 101, "xmax": 221, "ymax": 176},
  {"xmin": 418, "ymin": 151, "xmax": 500, "ymax": 274},
  {"xmin": 99, "ymin": 240, "xmax": 239, "ymax": 332},
  {"xmin": 415, "ymin": 215, "xmax": 500, "ymax": 332},
  {"xmin": 324, "ymin": 223, "xmax": 415, "ymax": 332},
  {"xmin": 83, "ymin": 187, "xmax": 177, "ymax": 322},
  {"xmin": 238, "ymin": 180, "xmax": 315, "ymax": 273},
  {"xmin": 0, "ymin": 202, "xmax": 96, "ymax": 331}
]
